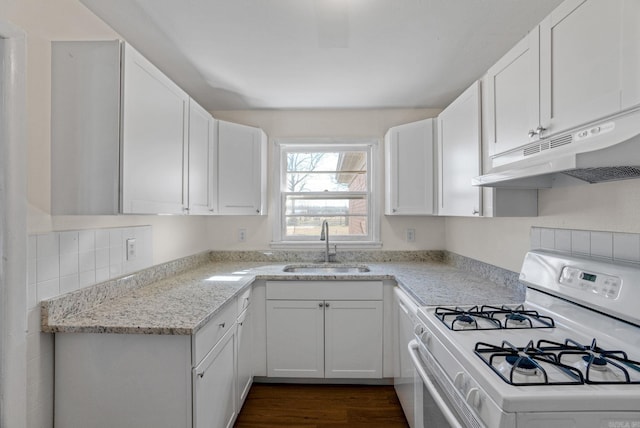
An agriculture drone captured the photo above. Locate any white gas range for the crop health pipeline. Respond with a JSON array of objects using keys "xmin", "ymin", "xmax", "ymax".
[{"xmin": 410, "ymin": 250, "xmax": 640, "ymax": 428}]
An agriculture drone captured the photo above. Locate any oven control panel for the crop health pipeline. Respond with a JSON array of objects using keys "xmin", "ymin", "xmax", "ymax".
[{"xmin": 559, "ymin": 266, "xmax": 621, "ymax": 299}]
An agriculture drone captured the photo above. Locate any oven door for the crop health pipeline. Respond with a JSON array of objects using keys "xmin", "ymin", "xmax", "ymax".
[{"xmin": 408, "ymin": 339, "xmax": 463, "ymax": 428}]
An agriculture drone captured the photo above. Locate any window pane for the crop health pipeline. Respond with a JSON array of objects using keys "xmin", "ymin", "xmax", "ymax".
[
  {"xmin": 285, "ymin": 151, "xmax": 367, "ymax": 192},
  {"xmin": 285, "ymin": 216, "xmax": 368, "ymax": 237},
  {"xmin": 285, "ymin": 196, "xmax": 367, "ymax": 216}
]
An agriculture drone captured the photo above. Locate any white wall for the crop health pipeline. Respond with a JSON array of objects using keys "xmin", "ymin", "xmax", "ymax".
[
  {"xmin": 446, "ymin": 178, "xmax": 640, "ymax": 272},
  {"xmin": 209, "ymin": 109, "xmax": 447, "ymax": 251}
]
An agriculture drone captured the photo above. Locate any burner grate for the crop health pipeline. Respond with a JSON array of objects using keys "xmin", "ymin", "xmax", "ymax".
[
  {"xmin": 435, "ymin": 304, "xmax": 555, "ymax": 331},
  {"xmin": 476, "ymin": 338, "xmax": 640, "ymax": 386}
]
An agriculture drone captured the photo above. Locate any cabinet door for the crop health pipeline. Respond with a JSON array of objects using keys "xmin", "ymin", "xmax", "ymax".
[
  {"xmin": 217, "ymin": 120, "xmax": 267, "ymax": 215},
  {"xmin": 540, "ymin": 0, "xmax": 625, "ymax": 134},
  {"xmin": 385, "ymin": 119, "xmax": 435, "ymax": 215},
  {"xmin": 193, "ymin": 326, "xmax": 237, "ymax": 428},
  {"xmin": 486, "ymin": 27, "xmax": 540, "ymax": 157},
  {"xmin": 51, "ymin": 40, "xmax": 122, "ymax": 215},
  {"xmin": 324, "ymin": 300, "xmax": 383, "ymax": 378},
  {"xmin": 236, "ymin": 307, "xmax": 253, "ymax": 409},
  {"xmin": 622, "ymin": 0, "xmax": 640, "ymax": 109},
  {"xmin": 266, "ymin": 300, "xmax": 324, "ymax": 378},
  {"xmin": 188, "ymin": 99, "xmax": 216, "ymax": 215},
  {"xmin": 121, "ymin": 44, "xmax": 189, "ymax": 214},
  {"xmin": 438, "ymin": 81, "xmax": 481, "ymax": 217}
]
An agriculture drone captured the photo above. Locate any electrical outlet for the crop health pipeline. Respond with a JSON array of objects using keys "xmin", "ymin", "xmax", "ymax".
[
  {"xmin": 126, "ymin": 238, "xmax": 137, "ymax": 260},
  {"xmin": 406, "ymin": 228, "xmax": 416, "ymax": 242},
  {"xmin": 238, "ymin": 228, "xmax": 247, "ymax": 242}
]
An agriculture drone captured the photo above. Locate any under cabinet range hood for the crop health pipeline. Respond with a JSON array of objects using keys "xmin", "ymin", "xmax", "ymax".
[{"xmin": 473, "ymin": 108, "xmax": 640, "ymax": 188}]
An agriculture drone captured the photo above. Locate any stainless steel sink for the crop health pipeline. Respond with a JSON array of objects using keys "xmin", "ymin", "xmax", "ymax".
[{"xmin": 282, "ymin": 264, "xmax": 370, "ymax": 274}]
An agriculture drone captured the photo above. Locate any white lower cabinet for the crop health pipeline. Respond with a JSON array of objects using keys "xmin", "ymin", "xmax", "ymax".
[
  {"xmin": 265, "ymin": 281, "xmax": 384, "ymax": 379},
  {"xmin": 324, "ymin": 300, "xmax": 384, "ymax": 378},
  {"xmin": 193, "ymin": 326, "xmax": 237, "ymax": 428},
  {"xmin": 54, "ymin": 297, "xmax": 249, "ymax": 428},
  {"xmin": 236, "ymin": 305, "xmax": 254, "ymax": 407}
]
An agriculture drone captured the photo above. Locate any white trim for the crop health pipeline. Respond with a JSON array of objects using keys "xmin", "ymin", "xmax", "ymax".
[
  {"xmin": 271, "ymin": 138, "xmax": 381, "ymax": 248},
  {"xmin": 0, "ymin": 21, "xmax": 28, "ymax": 428}
]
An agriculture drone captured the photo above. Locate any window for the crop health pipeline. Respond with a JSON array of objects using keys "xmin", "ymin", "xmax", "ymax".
[{"xmin": 273, "ymin": 140, "xmax": 379, "ymax": 245}]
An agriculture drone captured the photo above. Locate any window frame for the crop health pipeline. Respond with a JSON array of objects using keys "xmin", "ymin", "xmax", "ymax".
[{"xmin": 271, "ymin": 138, "xmax": 381, "ymax": 248}]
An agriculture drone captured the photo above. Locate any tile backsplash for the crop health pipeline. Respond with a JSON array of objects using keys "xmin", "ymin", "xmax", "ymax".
[
  {"xmin": 531, "ymin": 227, "xmax": 640, "ymax": 264},
  {"xmin": 28, "ymin": 226, "xmax": 153, "ymax": 308}
]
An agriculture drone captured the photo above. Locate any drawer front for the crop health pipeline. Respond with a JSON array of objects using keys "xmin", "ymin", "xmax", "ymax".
[
  {"xmin": 237, "ymin": 287, "xmax": 252, "ymax": 315},
  {"xmin": 193, "ymin": 299, "xmax": 237, "ymax": 366},
  {"xmin": 266, "ymin": 281, "xmax": 383, "ymax": 301}
]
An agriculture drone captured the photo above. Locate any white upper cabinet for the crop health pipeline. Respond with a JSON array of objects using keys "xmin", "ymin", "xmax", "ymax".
[
  {"xmin": 187, "ymin": 99, "xmax": 217, "ymax": 215},
  {"xmin": 438, "ymin": 81, "xmax": 482, "ymax": 216},
  {"xmin": 539, "ymin": 0, "xmax": 630, "ymax": 135},
  {"xmin": 485, "ymin": 27, "xmax": 541, "ymax": 158},
  {"xmin": 120, "ymin": 44, "xmax": 189, "ymax": 214},
  {"xmin": 384, "ymin": 118, "xmax": 436, "ymax": 215},
  {"xmin": 217, "ymin": 120, "xmax": 268, "ymax": 215},
  {"xmin": 52, "ymin": 40, "xmax": 190, "ymax": 215}
]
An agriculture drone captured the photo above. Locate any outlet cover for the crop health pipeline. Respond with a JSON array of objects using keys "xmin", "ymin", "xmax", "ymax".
[
  {"xmin": 406, "ymin": 228, "xmax": 416, "ymax": 242},
  {"xmin": 238, "ymin": 228, "xmax": 247, "ymax": 242},
  {"xmin": 126, "ymin": 238, "xmax": 137, "ymax": 260}
]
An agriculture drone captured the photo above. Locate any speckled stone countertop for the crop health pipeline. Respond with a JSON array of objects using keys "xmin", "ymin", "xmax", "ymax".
[{"xmin": 41, "ymin": 251, "xmax": 525, "ymax": 335}]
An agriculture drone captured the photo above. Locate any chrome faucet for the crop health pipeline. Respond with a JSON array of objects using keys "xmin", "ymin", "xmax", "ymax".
[{"xmin": 320, "ymin": 220, "xmax": 336, "ymax": 262}]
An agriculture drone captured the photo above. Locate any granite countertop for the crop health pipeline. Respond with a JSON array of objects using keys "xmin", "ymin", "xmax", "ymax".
[{"xmin": 41, "ymin": 256, "xmax": 525, "ymax": 336}]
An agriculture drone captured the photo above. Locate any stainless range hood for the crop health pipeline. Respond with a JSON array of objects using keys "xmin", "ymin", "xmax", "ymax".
[{"xmin": 473, "ymin": 108, "xmax": 640, "ymax": 188}]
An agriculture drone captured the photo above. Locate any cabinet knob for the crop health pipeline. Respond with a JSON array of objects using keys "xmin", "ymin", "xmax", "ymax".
[
  {"xmin": 392, "ymin": 208, "xmax": 397, "ymax": 213},
  {"xmin": 472, "ymin": 209, "xmax": 479, "ymax": 215},
  {"xmin": 197, "ymin": 372, "xmax": 205, "ymax": 378},
  {"xmin": 318, "ymin": 302, "xmax": 324, "ymax": 308},
  {"xmin": 256, "ymin": 209, "xmax": 260, "ymax": 214},
  {"xmin": 219, "ymin": 322, "xmax": 226, "ymax": 328},
  {"xmin": 528, "ymin": 126, "xmax": 547, "ymax": 138},
  {"xmin": 325, "ymin": 302, "xmax": 330, "ymax": 308}
]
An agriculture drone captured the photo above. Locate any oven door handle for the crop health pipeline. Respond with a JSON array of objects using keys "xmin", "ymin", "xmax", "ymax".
[{"xmin": 408, "ymin": 340, "xmax": 463, "ymax": 428}]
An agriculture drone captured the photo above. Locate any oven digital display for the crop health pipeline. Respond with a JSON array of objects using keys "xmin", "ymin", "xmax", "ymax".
[{"xmin": 580, "ymin": 272, "xmax": 597, "ymax": 282}]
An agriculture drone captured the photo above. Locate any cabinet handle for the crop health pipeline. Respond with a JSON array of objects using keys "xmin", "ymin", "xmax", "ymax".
[
  {"xmin": 325, "ymin": 302, "xmax": 330, "ymax": 308},
  {"xmin": 318, "ymin": 302, "xmax": 324, "ymax": 308},
  {"xmin": 528, "ymin": 126, "xmax": 547, "ymax": 138},
  {"xmin": 219, "ymin": 322, "xmax": 226, "ymax": 328}
]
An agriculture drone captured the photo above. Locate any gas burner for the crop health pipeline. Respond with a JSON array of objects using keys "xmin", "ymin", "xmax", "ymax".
[
  {"xmin": 435, "ymin": 306, "xmax": 501, "ymax": 331},
  {"xmin": 581, "ymin": 355, "xmax": 608, "ymax": 371},
  {"xmin": 475, "ymin": 340, "xmax": 584, "ymax": 386},
  {"xmin": 505, "ymin": 354, "xmax": 538, "ymax": 376},
  {"xmin": 539, "ymin": 338, "xmax": 640, "ymax": 384},
  {"xmin": 481, "ymin": 304, "xmax": 555, "ymax": 329}
]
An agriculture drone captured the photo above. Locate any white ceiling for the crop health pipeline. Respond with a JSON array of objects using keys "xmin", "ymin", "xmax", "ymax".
[{"xmin": 81, "ymin": 0, "xmax": 563, "ymax": 111}]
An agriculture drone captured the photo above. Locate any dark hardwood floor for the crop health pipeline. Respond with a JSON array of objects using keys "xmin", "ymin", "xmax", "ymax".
[{"xmin": 234, "ymin": 383, "xmax": 409, "ymax": 428}]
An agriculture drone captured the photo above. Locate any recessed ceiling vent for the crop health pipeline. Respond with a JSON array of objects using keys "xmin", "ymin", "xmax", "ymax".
[{"xmin": 562, "ymin": 166, "xmax": 640, "ymax": 183}]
